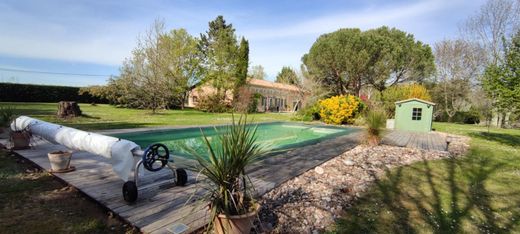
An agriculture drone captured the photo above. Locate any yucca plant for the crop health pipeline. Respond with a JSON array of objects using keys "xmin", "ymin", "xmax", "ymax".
[
  {"xmin": 0, "ymin": 106, "xmax": 16, "ymax": 128},
  {"xmin": 365, "ymin": 108, "xmax": 387, "ymax": 145},
  {"xmin": 186, "ymin": 115, "xmax": 268, "ymax": 232}
]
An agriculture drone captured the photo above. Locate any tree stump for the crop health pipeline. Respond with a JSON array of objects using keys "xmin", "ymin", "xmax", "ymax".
[{"xmin": 57, "ymin": 101, "xmax": 82, "ymax": 118}]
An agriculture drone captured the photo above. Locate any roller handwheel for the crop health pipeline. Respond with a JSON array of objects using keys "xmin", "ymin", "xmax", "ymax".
[
  {"xmin": 142, "ymin": 143, "xmax": 169, "ymax": 172},
  {"xmin": 123, "ymin": 181, "xmax": 138, "ymax": 203},
  {"xmin": 176, "ymin": 168, "xmax": 188, "ymax": 186}
]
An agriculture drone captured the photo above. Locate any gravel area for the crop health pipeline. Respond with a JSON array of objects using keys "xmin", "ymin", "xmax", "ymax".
[{"xmin": 257, "ymin": 133, "xmax": 470, "ymax": 233}]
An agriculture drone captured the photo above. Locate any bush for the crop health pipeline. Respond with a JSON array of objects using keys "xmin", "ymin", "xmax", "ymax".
[
  {"xmin": 295, "ymin": 101, "xmax": 321, "ymax": 121},
  {"xmin": 365, "ymin": 108, "xmax": 387, "ymax": 145},
  {"xmin": 196, "ymin": 93, "xmax": 231, "ymax": 113},
  {"xmin": 0, "ymin": 106, "xmax": 16, "ymax": 128},
  {"xmin": 318, "ymin": 95, "xmax": 363, "ymax": 125},
  {"xmin": 233, "ymin": 87, "xmax": 261, "ymax": 113},
  {"xmin": 378, "ymin": 84, "xmax": 431, "ymax": 117},
  {"xmin": 0, "ymin": 83, "xmax": 107, "ymax": 103},
  {"xmin": 435, "ymin": 109, "xmax": 481, "ymax": 124}
]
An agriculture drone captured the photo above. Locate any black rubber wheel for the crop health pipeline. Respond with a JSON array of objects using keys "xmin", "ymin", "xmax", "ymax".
[
  {"xmin": 176, "ymin": 168, "xmax": 188, "ymax": 186},
  {"xmin": 122, "ymin": 181, "xmax": 138, "ymax": 203}
]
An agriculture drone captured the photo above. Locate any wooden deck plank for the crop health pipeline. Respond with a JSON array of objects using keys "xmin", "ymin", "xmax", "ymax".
[{"xmin": 383, "ymin": 130, "xmax": 448, "ymax": 152}]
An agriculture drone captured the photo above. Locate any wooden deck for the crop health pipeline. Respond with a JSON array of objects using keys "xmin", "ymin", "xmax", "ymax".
[
  {"xmin": 3, "ymin": 130, "xmax": 361, "ymax": 234},
  {"xmin": 382, "ymin": 130, "xmax": 448, "ymax": 151}
]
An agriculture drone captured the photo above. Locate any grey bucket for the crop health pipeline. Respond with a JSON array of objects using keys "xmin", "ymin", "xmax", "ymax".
[{"xmin": 48, "ymin": 151, "xmax": 72, "ymax": 171}]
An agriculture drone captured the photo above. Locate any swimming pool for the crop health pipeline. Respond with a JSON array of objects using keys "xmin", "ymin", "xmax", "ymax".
[{"xmin": 112, "ymin": 122, "xmax": 357, "ymax": 158}]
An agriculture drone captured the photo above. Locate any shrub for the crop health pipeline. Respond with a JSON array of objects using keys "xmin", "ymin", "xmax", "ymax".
[
  {"xmin": 233, "ymin": 87, "xmax": 261, "ymax": 113},
  {"xmin": 365, "ymin": 108, "xmax": 387, "ymax": 145},
  {"xmin": 0, "ymin": 83, "xmax": 107, "ymax": 103},
  {"xmin": 318, "ymin": 95, "xmax": 363, "ymax": 125},
  {"xmin": 196, "ymin": 93, "xmax": 231, "ymax": 113},
  {"xmin": 0, "ymin": 106, "xmax": 16, "ymax": 128},
  {"xmin": 295, "ymin": 101, "xmax": 321, "ymax": 121},
  {"xmin": 378, "ymin": 84, "xmax": 431, "ymax": 117}
]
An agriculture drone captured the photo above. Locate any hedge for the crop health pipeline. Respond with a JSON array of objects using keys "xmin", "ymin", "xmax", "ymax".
[{"xmin": 0, "ymin": 83, "xmax": 108, "ymax": 103}]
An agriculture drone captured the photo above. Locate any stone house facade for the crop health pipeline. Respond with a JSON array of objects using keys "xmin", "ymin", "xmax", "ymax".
[{"xmin": 186, "ymin": 78, "xmax": 305, "ymax": 112}]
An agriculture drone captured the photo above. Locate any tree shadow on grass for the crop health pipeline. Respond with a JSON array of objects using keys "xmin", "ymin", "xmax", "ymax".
[
  {"xmin": 335, "ymin": 153, "xmax": 520, "ymax": 233},
  {"xmin": 469, "ymin": 132, "xmax": 520, "ymax": 147}
]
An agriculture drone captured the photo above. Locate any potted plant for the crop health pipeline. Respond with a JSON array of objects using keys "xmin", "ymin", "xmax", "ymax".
[
  {"xmin": 187, "ymin": 115, "xmax": 268, "ymax": 234},
  {"xmin": 365, "ymin": 108, "xmax": 387, "ymax": 146},
  {"xmin": 47, "ymin": 150, "xmax": 74, "ymax": 172},
  {"xmin": 7, "ymin": 115, "xmax": 32, "ymax": 150},
  {"xmin": 0, "ymin": 106, "xmax": 15, "ymax": 135}
]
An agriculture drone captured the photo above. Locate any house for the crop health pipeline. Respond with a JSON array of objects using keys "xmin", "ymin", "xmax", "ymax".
[
  {"xmin": 186, "ymin": 78, "xmax": 305, "ymax": 112},
  {"xmin": 394, "ymin": 98, "xmax": 436, "ymax": 132}
]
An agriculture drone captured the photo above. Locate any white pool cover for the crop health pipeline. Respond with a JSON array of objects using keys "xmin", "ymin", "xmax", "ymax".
[{"xmin": 11, "ymin": 116, "xmax": 140, "ymax": 181}]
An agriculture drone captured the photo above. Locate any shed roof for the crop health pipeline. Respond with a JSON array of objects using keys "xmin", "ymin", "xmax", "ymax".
[{"xmin": 395, "ymin": 98, "xmax": 436, "ymax": 106}]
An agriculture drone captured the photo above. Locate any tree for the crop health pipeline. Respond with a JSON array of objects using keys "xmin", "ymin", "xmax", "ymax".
[
  {"xmin": 275, "ymin": 66, "xmax": 299, "ymax": 85},
  {"xmin": 302, "ymin": 27, "xmax": 434, "ymax": 96},
  {"xmin": 199, "ymin": 16, "xmax": 240, "ymax": 95},
  {"xmin": 234, "ymin": 37, "xmax": 249, "ymax": 98},
  {"xmin": 461, "ymin": 0, "xmax": 520, "ymax": 126},
  {"xmin": 378, "ymin": 84, "xmax": 432, "ymax": 117},
  {"xmin": 482, "ymin": 31, "xmax": 520, "ymax": 126},
  {"xmin": 249, "ymin": 65, "xmax": 267, "ymax": 80},
  {"xmin": 462, "ymin": 0, "xmax": 520, "ymax": 65},
  {"xmin": 432, "ymin": 39, "xmax": 486, "ymax": 122},
  {"xmin": 363, "ymin": 27, "xmax": 435, "ymax": 92},
  {"xmin": 82, "ymin": 20, "xmax": 202, "ymax": 112},
  {"xmin": 302, "ymin": 28, "xmax": 367, "ymax": 96},
  {"xmin": 160, "ymin": 28, "xmax": 202, "ymax": 109}
]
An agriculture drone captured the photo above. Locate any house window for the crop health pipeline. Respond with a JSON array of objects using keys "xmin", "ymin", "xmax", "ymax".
[{"xmin": 412, "ymin": 108, "xmax": 422, "ymax": 120}]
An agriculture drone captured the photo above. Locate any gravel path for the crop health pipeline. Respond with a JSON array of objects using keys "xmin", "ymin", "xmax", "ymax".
[{"xmin": 257, "ymin": 133, "xmax": 470, "ymax": 233}]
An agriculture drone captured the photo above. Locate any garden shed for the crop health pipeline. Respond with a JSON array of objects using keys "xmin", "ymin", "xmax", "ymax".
[{"xmin": 394, "ymin": 98, "xmax": 435, "ymax": 133}]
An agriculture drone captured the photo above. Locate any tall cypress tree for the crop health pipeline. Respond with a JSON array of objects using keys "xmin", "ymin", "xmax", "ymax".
[{"xmin": 234, "ymin": 37, "xmax": 249, "ymax": 96}]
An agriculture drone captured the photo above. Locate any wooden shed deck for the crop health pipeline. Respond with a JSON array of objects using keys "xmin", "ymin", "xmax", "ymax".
[
  {"xmin": 4, "ymin": 130, "xmax": 361, "ymax": 234},
  {"xmin": 382, "ymin": 130, "xmax": 448, "ymax": 151}
]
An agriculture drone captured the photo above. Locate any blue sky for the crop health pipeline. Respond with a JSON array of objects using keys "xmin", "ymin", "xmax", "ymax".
[{"xmin": 0, "ymin": 0, "xmax": 486, "ymax": 87}]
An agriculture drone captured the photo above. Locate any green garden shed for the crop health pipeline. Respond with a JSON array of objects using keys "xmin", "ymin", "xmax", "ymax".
[{"xmin": 394, "ymin": 98, "xmax": 435, "ymax": 133}]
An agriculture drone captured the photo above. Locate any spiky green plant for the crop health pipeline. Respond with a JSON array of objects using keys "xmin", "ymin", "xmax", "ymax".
[
  {"xmin": 186, "ymin": 115, "xmax": 268, "ymax": 230},
  {"xmin": 365, "ymin": 108, "xmax": 387, "ymax": 145},
  {"xmin": 0, "ymin": 106, "xmax": 16, "ymax": 128}
]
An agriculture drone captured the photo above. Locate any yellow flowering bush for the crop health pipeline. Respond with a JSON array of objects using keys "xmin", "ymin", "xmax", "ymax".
[{"xmin": 319, "ymin": 95, "xmax": 362, "ymax": 125}]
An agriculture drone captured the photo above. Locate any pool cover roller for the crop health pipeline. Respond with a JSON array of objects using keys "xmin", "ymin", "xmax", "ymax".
[{"xmin": 11, "ymin": 116, "xmax": 140, "ymax": 181}]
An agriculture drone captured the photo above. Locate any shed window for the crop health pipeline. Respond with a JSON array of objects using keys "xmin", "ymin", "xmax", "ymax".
[{"xmin": 412, "ymin": 108, "xmax": 422, "ymax": 120}]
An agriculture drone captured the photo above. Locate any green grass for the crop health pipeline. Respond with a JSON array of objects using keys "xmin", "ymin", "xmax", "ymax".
[
  {"xmin": 0, "ymin": 150, "xmax": 137, "ymax": 233},
  {"xmin": 333, "ymin": 122, "xmax": 520, "ymax": 233},
  {"xmin": 0, "ymin": 102, "xmax": 294, "ymax": 130}
]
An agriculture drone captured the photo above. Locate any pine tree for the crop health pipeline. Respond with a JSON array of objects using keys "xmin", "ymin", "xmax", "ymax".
[{"xmin": 275, "ymin": 66, "xmax": 299, "ymax": 85}]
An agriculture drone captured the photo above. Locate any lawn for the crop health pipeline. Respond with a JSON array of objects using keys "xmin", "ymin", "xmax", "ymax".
[
  {"xmin": 0, "ymin": 150, "xmax": 137, "ymax": 233},
  {"xmin": 333, "ymin": 122, "xmax": 520, "ymax": 233},
  {"xmin": 0, "ymin": 102, "xmax": 294, "ymax": 130}
]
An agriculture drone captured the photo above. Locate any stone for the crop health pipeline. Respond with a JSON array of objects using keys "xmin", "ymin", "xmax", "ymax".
[
  {"xmin": 343, "ymin": 159, "xmax": 355, "ymax": 166},
  {"xmin": 257, "ymin": 135, "xmax": 469, "ymax": 233},
  {"xmin": 314, "ymin": 166, "xmax": 324, "ymax": 174}
]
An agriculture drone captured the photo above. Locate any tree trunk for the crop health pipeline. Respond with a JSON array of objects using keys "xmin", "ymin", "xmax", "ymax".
[{"xmin": 57, "ymin": 101, "xmax": 82, "ymax": 118}]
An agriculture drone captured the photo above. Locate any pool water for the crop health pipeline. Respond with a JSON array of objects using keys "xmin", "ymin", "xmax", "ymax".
[{"xmin": 112, "ymin": 122, "xmax": 357, "ymax": 158}]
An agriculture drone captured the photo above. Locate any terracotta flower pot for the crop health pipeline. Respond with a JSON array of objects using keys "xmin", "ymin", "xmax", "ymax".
[
  {"xmin": 48, "ymin": 151, "xmax": 73, "ymax": 172},
  {"xmin": 213, "ymin": 204, "xmax": 259, "ymax": 234},
  {"xmin": 10, "ymin": 131, "xmax": 31, "ymax": 150}
]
